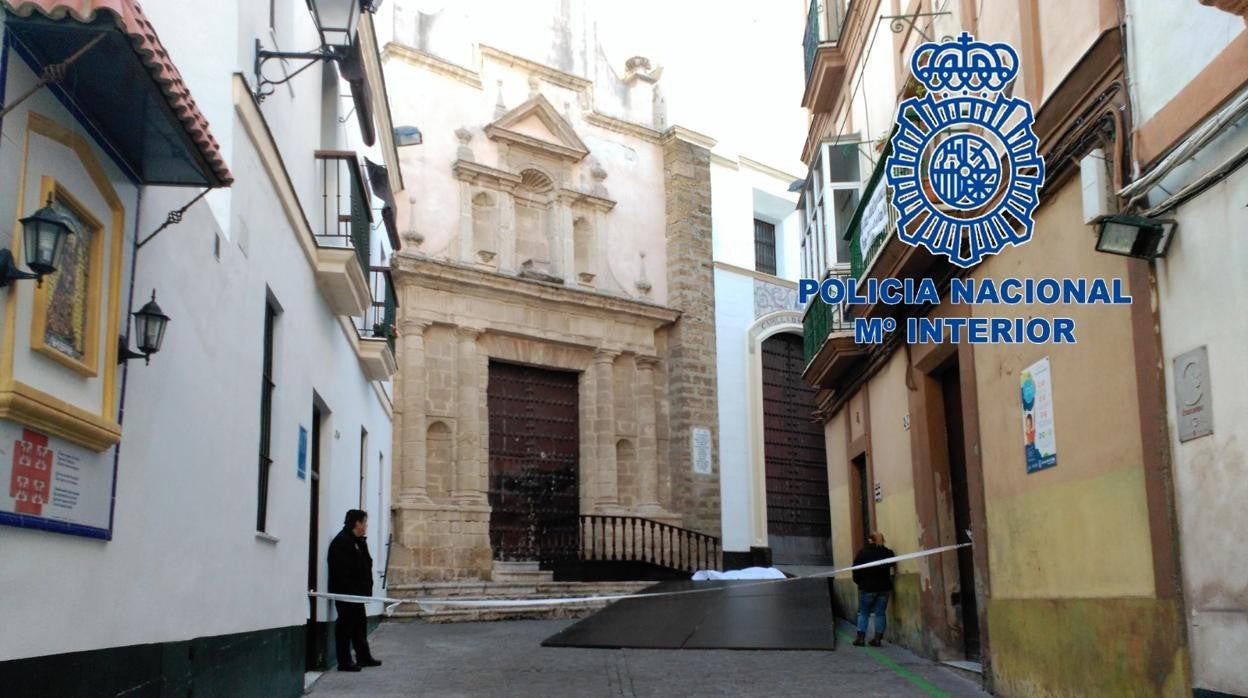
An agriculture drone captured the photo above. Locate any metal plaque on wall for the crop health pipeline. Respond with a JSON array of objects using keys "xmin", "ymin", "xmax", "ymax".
[{"xmin": 1175, "ymin": 346, "xmax": 1213, "ymax": 442}]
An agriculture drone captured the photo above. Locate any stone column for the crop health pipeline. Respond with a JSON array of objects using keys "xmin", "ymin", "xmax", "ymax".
[
  {"xmin": 498, "ymin": 187, "xmax": 517, "ymax": 273},
  {"xmin": 458, "ymin": 181, "xmax": 474, "ymax": 263},
  {"xmin": 398, "ymin": 318, "xmax": 432, "ymax": 503},
  {"xmin": 593, "ymin": 349, "xmax": 620, "ymax": 510},
  {"xmin": 555, "ymin": 193, "xmax": 575, "ymax": 285},
  {"xmin": 454, "ymin": 326, "xmax": 486, "ymax": 504},
  {"xmin": 636, "ymin": 355, "xmax": 662, "ymax": 511}
]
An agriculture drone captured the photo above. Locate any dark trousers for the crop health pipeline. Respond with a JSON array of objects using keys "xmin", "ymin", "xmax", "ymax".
[{"xmin": 334, "ymin": 601, "xmax": 372, "ymax": 666}]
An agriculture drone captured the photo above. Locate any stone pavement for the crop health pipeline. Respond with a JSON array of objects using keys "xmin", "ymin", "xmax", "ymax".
[{"xmin": 309, "ymin": 619, "xmax": 990, "ymax": 697}]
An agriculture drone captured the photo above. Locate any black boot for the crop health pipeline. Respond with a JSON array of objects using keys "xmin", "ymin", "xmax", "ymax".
[
  {"xmin": 338, "ymin": 663, "xmax": 361, "ymax": 672},
  {"xmin": 852, "ymin": 632, "xmax": 866, "ymax": 646},
  {"xmin": 359, "ymin": 657, "xmax": 382, "ymax": 667}
]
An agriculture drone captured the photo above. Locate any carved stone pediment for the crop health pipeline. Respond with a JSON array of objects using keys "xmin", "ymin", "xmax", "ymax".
[{"xmin": 485, "ymin": 95, "xmax": 589, "ymax": 163}]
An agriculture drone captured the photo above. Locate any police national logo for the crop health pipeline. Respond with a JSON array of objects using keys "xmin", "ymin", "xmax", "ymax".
[{"xmin": 885, "ymin": 33, "xmax": 1045, "ymax": 268}]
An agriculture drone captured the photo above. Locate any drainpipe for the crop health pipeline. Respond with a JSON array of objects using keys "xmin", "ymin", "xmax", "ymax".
[{"xmin": 107, "ymin": 186, "xmax": 143, "ymax": 534}]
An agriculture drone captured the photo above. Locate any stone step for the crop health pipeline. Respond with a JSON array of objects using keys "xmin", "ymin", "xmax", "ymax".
[
  {"xmin": 490, "ymin": 561, "xmax": 554, "ymax": 584},
  {"xmin": 387, "ymin": 580, "xmax": 651, "ymax": 598},
  {"xmin": 384, "ymin": 580, "xmax": 652, "ymax": 622}
]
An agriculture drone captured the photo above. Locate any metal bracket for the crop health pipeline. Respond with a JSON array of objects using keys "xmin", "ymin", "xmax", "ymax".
[
  {"xmin": 879, "ymin": 12, "xmax": 953, "ymax": 43},
  {"xmin": 253, "ymin": 38, "xmax": 341, "ymax": 102}
]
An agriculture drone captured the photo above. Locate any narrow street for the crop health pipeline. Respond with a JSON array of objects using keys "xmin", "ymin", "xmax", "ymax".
[{"xmin": 308, "ymin": 620, "xmax": 988, "ymax": 698}]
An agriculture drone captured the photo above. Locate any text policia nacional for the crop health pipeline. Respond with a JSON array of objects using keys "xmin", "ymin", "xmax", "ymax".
[{"xmin": 798, "ymin": 277, "xmax": 1133, "ymax": 345}]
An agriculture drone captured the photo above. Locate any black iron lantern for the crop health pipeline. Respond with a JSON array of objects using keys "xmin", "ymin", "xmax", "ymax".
[
  {"xmin": 18, "ymin": 194, "xmax": 74, "ymax": 282},
  {"xmin": 119, "ymin": 290, "xmax": 170, "ymax": 365},
  {"xmin": 306, "ymin": 0, "xmax": 362, "ymax": 52},
  {"xmin": 1094, "ymin": 214, "xmax": 1175, "ymax": 260}
]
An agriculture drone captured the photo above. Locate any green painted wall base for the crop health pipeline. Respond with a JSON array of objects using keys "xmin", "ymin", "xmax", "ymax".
[
  {"xmin": 988, "ymin": 597, "xmax": 1190, "ymax": 697},
  {"xmin": 0, "ymin": 625, "xmax": 304, "ymax": 698},
  {"xmin": 830, "ymin": 573, "xmax": 925, "ymax": 654}
]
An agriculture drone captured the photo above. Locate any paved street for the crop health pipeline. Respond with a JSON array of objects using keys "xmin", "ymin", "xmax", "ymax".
[{"xmin": 308, "ymin": 619, "xmax": 989, "ymax": 698}]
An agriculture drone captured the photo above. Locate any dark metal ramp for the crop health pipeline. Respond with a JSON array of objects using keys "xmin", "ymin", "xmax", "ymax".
[{"xmin": 541, "ymin": 578, "xmax": 836, "ymax": 650}]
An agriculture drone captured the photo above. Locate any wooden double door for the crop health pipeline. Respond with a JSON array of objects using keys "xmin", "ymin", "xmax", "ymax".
[{"xmin": 486, "ymin": 361, "xmax": 580, "ymax": 565}]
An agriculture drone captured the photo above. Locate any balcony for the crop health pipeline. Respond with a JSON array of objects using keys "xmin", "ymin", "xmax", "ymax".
[
  {"xmin": 802, "ymin": 267, "xmax": 866, "ymax": 390},
  {"xmin": 354, "ymin": 267, "xmax": 399, "ymax": 382},
  {"xmin": 802, "ymin": 0, "xmax": 850, "ymax": 113},
  {"xmin": 313, "ymin": 151, "xmax": 373, "ymax": 318}
]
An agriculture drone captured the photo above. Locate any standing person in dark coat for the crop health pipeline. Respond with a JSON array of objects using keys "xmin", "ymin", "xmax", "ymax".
[
  {"xmin": 328, "ymin": 509, "xmax": 381, "ymax": 671},
  {"xmin": 851, "ymin": 531, "xmax": 896, "ymax": 647}
]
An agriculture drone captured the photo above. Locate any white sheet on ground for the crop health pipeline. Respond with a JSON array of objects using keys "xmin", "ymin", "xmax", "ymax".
[{"xmin": 691, "ymin": 567, "xmax": 787, "ymax": 581}]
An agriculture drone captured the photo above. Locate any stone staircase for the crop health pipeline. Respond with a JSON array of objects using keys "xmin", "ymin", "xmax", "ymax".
[{"xmin": 385, "ymin": 562, "xmax": 652, "ymax": 623}]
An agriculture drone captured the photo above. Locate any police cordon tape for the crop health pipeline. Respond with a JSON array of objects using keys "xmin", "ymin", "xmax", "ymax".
[{"xmin": 308, "ymin": 541, "xmax": 971, "ymax": 616}]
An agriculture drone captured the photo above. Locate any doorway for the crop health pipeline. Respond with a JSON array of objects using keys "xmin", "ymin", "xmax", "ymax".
[
  {"xmin": 486, "ymin": 361, "xmax": 580, "ymax": 566},
  {"xmin": 761, "ymin": 333, "xmax": 832, "ymax": 564},
  {"xmin": 850, "ymin": 453, "xmax": 871, "ymax": 550},
  {"xmin": 939, "ymin": 362, "xmax": 980, "ymax": 661},
  {"xmin": 305, "ymin": 404, "xmax": 325, "ymax": 670}
]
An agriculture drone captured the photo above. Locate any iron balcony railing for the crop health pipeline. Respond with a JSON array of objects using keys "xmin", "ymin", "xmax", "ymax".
[
  {"xmin": 314, "ymin": 151, "xmax": 372, "ymax": 274},
  {"xmin": 802, "ymin": 268, "xmax": 854, "ymax": 364},
  {"xmin": 804, "ymin": 0, "xmax": 850, "ymax": 79},
  {"xmin": 356, "ymin": 267, "xmax": 398, "ymax": 353}
]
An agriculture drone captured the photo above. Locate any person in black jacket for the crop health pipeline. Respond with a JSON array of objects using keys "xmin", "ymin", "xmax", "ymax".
[
  {"xmin": 851, "ymin": 531, "xmax": 896, "ymax": 647},
  {"xmin": 328, "ymin": 509, "xmax": 381, "ymax": 671}
]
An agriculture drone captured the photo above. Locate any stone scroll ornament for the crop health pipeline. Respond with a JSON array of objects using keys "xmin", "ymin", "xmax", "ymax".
[{"xmin": 885, "ymin": 32, "xmax": 1045, "ymax": 268}]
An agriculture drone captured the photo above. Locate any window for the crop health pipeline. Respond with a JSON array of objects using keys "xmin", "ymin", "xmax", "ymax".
[
  {"xmin": 754, "ymin": 219, "xmax": 777, "ymax": 275},
  {"xmin": 800, "ymin": 140, "xmax": 862, "ymax": 278},
  {"xmin": 257, "ymin": 299, "xmax": 278, "ymax": 532}
]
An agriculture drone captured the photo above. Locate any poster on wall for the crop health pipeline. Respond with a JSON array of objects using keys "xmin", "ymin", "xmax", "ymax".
[
  {"xmin": 1020, "ymin": 357, "xmax": 1057, "ymax": 473},
  {"xmin": 0, "ymin": 421, "xmax": 115, "ymax": 538}
]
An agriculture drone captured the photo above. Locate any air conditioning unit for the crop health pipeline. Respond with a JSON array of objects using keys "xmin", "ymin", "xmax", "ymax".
[{"xmin": 1080, "ymin": 148, "xmax": 1111, "ymax": 224}]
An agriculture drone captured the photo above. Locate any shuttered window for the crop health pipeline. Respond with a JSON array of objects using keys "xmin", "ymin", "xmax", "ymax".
[{"xmin": 754, "ymin": 219, "xmax": 777, "ymax": 276}]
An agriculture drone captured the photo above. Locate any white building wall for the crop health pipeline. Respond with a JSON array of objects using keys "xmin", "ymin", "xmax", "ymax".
[
  {"xmin": 1154, "ymin": 164, "xmax": 1248, "ymax": 697},
  {"xmin": 0, "ymin": 2, "xmax": 393, "ymax": 664},
  {"xmin": 710, "ymin": 157, "xmax": 802, "ymax": 555},
  {"xmin": 1124, "ymin": 4, "xmax": 1247, "ymax": 693}
]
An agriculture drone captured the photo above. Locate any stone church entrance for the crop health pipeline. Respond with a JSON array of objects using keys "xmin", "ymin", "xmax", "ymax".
[{"xmin": 486, "ymin": 360, "xmax": 580, "ymax": 565}]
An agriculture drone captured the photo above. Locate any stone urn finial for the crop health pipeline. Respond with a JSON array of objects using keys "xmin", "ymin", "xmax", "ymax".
[
  {"xmin": 403, "ymin": 193, "xmax": 424, "ymax": 249},
  {"xmin": 495, "ymin": 79, "xmax": 507, "ymax": 118},
  {"xmin": 635, "ymin": 251, "xmax": 652, "ymax": 295},
  {"xmin": 590, "ymin": 160, "xmax": 608, "ymax": 197},
  {"xmin": 455, "ymin": 127, "xmax": 474, "ymax": 162}
]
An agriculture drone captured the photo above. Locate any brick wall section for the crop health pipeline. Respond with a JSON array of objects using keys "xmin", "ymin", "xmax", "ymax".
[{"xmin": 662, "ymin": 133, "xmax": 721, "ymax": 536}]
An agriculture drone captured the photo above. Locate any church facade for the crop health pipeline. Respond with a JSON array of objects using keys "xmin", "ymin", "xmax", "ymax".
[{"xmin": 380, "ymin": 34, "xmax": 723, "ymax": 582}]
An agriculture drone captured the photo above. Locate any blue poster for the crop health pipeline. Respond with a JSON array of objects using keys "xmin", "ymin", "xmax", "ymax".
[{"xmin": 297, "ymin": 426, "xmax": 308, "ymax": 480}]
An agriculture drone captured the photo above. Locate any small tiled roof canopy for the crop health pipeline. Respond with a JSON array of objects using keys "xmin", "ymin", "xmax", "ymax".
[{"xmin": 3, "ymin": 0, "xmax": 233, "ymax": 185}]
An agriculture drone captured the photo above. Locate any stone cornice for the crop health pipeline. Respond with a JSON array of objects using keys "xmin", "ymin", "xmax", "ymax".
[
  {"xmin": 661, "ymin": 125, "xmax": 717, "ymax": 150},
  {"xmin": 383, "ymin": 42, "xmax": 484, "ymax": 89},
  {"xmin": 584, "ymin": 111, "xmax": 662, "ymax": 143},
  {"xmin": 557, "ymin": 188, "xmax": 616, "ymax": 212},
  {"xmin": 479, "ymin": 44, "xmax": 593, "ymax": 92},
  {"xmin": 392, "ymin": 254, "xmax": 680, "ymax": 327},
  {"xmin": 452, "ymin": 160, "xmax": 522, "ymax": 189}
]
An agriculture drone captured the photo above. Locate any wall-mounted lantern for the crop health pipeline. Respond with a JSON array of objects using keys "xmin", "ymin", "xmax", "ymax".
[
  {"xmin": 1094, "ymin": 214, "xmax": 1176, "ymax": 260},
  {"xmin": 10, "ymin": 194, "xmax": 75, "ymax": 286},
  {"xmin": 118, "ymin": 291, "xmax": 171, "ymax": 365},
  {"xmin": 253, "ymin": 0, "xmax": 364, "ymax": 101}
]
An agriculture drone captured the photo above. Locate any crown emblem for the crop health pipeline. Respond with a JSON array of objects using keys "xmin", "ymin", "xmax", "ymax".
[{"xmin": 911, "ymin": 32, "xmax": 1019, "ymax": 93}]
